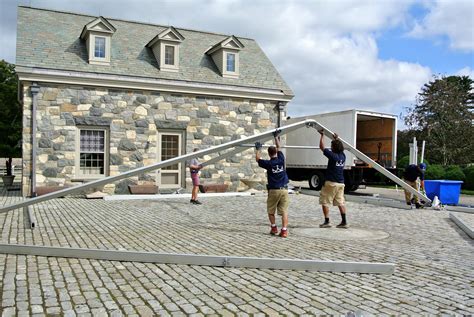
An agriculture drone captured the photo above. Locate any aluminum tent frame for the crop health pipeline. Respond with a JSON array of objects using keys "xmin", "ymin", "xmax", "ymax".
[{"xmin": 0, "ymin": 118, "xmax": 429, "ymax": 213}]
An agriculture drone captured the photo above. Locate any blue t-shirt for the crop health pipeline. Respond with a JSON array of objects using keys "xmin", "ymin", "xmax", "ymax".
[
  {"xmin": 323, "ymin": 148, "xmax": 345, "ymax": 183},
  {"xmin": 404, "ymin": 164, "xmax": 424, "ymax": 182},
  {"xmin": 258, "ymin": 151, "xmax": 289, "ymax": 189}
]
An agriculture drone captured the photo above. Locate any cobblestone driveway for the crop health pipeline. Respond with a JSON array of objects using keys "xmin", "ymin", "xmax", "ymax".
[{"xmin": 1, "ymin": 193, "xmax": 473, "ymax": 316}]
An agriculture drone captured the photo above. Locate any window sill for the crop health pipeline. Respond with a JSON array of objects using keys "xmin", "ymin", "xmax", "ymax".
[
  {"xmin": 160, "ymin": 66, "xmax": 179, "ymax": 72},
  {"xmin": 89, "ymin": 59, "xmax": 110, "ymax": 66},
  {"xmin": 223, "ymin": 73, "xmax": 239, "ymax": 79}
]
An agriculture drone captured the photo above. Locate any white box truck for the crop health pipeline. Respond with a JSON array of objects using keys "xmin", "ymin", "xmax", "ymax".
[{"xmin": 285, "ymin": 109, "xmax": 398, "ymax": 191}]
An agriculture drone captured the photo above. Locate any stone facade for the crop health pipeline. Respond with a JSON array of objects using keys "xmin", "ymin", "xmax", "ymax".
[{"xmin": 21, "ymin": 83, "xmax": 281, "ymax": 196}]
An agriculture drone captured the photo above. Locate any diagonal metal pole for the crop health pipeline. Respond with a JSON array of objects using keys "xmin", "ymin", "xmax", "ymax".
[
  {"xmin": 305, "ymin": 121, "xmax": 431, "ymax": 203},
  {"xmin": 200, "ymin": 135, "xmax": 276, "ymax": 167},
  {"xmin": 0, "ymin": 120, "xmax": 307, "ymax": 213},
  {"xmin": 1, "ymin": 118, "xmax": 430, "ymax": 213}
]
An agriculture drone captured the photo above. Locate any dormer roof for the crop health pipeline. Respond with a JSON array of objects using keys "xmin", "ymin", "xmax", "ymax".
[
  {"xmin": 146, "ymin": 26, "xmax": 185, "ymax": 48},
  {"xmin": 205, "ymin": 35, "xmax": 244, "ymax": 55},
  {"xmin": 80, "ymin": 16, "xmax": 116, "ymax": 39}
]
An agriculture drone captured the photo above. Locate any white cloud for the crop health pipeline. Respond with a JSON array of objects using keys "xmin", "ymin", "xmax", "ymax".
[
  {"xmin": 408, "ymin": 0, "xmax": 474, "ymax": 51},
  {"xmin": 456, "ymin": 66, "xmax": 474, "ymax": 79}
]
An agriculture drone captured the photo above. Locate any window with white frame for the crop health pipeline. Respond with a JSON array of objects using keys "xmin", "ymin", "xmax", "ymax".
[
  {"xmin": 164, "ymin": 45, "xmax": 175, "ymax": 65},
  {"xmin": 77, "ymin": 128, "xmax": 108, "ymax": 178},
  {"xmin": 94, "ymin": 37, "xmax": 106, "ymax": 58},
  {"xmin": 226, "ymin": 53, "xmax": 236, "ymax": 72}
]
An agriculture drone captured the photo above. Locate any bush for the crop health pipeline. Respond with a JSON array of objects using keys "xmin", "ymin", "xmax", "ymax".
[
  {"xmin": 397, "ymin": 156, "xmax": 410, "ymax": 170},
  {"xmin": 463, "ymin": 166, "xmax": 474, "ymax": 189},
  {"xmin": 444, "ymin": 165, "xmax": 465, "ymax": 181},
  {"xmin": 397, "ymin": 156, "xmax": 429, "ymax": 169},
  {"xmin": 424, "ymin": 164, "xmax": 445, "ymax": 180}
]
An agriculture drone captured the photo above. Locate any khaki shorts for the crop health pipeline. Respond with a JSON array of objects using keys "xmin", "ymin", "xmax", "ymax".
[
  {"xmin": 267, "ymin": 189, "xmax": 289, "ymax": 216},
  {"xmin": 319, "ymin": 181, "xmax": 345, "ymax": 207}
]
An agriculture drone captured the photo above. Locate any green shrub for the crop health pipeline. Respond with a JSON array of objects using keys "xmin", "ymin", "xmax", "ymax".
[
  {"xmin": 463, "ymin": 166, "xmax": 474, "ymax": 189},
  {"xmin": 397, "ymin": 156, "xmax": 410, "ymax": 170},
  {"xmin": 425, "ymin": 164, "xmax": 445, "ymax": 180},
  {"xmin": 397, "ymin": 156, "xmax": 429, "ymax": 169},
  {"xmin": 444, "ymin": 165, "xmax": 465, "ymax": 181}
]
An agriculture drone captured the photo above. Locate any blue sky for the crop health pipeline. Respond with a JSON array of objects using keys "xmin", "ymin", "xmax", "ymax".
[
  {"xmin": 1, "ymin": 0, "xmax": 473, "ymax": 126},
  {"xmin": 377, "ymin": 3, "xmax": 473, "ymax": 76}
]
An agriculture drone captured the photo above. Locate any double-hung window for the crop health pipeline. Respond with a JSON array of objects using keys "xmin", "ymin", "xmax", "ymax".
[
  {"xmin": 226, "ymin": 53, "xmax": 236, "ymax": 72},
  {"xmin": 94, "ymin": 37, "xmax": 106, "ymax": 58},
  {"xmin": 77, "ymin": 128, "xmax": 108, "ymax": 178},
  {"xmin": 164, "ymin": 45, "xmax": 175, "ymax": 65}
]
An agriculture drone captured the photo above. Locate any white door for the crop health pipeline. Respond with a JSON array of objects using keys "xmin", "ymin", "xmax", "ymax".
[{"xmin": 157, "ymin": 131, "xmax": 183, "ymax": 189}]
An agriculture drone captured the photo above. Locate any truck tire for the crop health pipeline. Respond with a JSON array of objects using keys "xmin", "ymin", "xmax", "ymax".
[{"xmin": 309, "ymin": 172, "xmax": 324, "ymax": 191}]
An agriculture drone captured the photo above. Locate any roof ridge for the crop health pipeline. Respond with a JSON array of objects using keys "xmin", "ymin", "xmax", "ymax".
[{"xmin": 18, "ymin": 5, "xmax": 255, "ymax": 41}]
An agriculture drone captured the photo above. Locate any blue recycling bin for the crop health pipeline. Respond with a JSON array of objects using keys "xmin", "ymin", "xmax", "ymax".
[{"xmin": 424, "ymin": 180, "xmax": 463, "ymax": 205}]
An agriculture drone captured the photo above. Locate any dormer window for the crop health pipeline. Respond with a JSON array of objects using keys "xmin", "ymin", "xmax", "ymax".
[
  {"xmin": 94, "ymin": 37, "xmax": 106, "ymax": 58},
  {"xmin": 226, "ymin": 53, "xmax": 236, "ymax": 72},
  {"xmin": 80, "ymin": 16, "xmax": 116, "ymax": 65},
  {"xmin": 146, "ymin": 27, "xmax": 185, "ymax": 72},
  {"xmin": 164, "ymin": 45, "xmax": 175, "ymax": 65},
  {"xmin": 206, "ymin": 36, "xmax": 244, "ymax": 79}
]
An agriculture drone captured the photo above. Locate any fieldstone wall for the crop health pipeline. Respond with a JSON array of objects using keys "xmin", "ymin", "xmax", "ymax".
[{"xmin": 21, "ymin": 83, "xmax": 281, "ymax": 196}]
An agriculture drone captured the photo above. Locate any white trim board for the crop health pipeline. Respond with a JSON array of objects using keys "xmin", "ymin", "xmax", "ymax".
[
  {"xmin": 449, "ymin": 213, "xmax": 474, "ymax": 239},
  {"xmin": 104, "ymin": 192, "xmax": 255, "ymax": 201},
  {"xmin": 16, "ymin": 67, "xmax": 293, "ymax": 102},
  {"xmin": 0, "ymin": 243, "xmax": 395, "ymax": 274}
]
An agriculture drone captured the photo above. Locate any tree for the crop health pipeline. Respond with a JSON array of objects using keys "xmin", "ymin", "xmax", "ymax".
[
  {"xmin": 404, "ymin": 75, "xmax": 474, "ymax": 165},
  {"xmin": 0, "ymin": 60, "xmax": 21, "ymax": 176}
]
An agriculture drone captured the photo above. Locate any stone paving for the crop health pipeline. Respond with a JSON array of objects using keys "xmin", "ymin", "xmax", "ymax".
[{"xmin": 0, "ymin": 190, "xmax": 473, "ymax": 316}]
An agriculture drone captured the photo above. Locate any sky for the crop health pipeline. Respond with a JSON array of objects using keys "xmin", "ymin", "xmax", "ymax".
[{"xmin": 1, "ymin": 0, "xmax": 473, "ymax": 127}]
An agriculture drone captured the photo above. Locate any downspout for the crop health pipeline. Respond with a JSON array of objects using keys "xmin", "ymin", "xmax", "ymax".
[{"xmin": 30, "ymin": 83, "xmax": 40, "ymax": 197}]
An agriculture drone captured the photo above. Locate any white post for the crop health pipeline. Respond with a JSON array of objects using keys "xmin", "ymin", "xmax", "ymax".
[{"xmin": 420, "ymin": 140, "xmax": 426, "ymax": 163}]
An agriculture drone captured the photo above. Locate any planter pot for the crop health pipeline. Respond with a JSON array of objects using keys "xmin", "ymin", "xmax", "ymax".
[
  {"xmin": 1, "ymin": 175, "xmax": 15, "ymax": 187},
  {"xmin": 128, "ymin": 184, "xmax": 158, "ymax": 194}
]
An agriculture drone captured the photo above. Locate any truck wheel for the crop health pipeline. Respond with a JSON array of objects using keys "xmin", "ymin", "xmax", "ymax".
[{"xmin": 309, "ymin": 172, "xmax": 324, "ymax": 191}]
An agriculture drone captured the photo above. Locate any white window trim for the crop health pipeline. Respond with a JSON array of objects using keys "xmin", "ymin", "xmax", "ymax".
[
  {"xmin": 88, "ymin": 32, "xmax": 111, "ymax": 65},
  {"xmin": 160, "ymin": 42, "xmax": 179, "ymax": 72},
  {"xmin": 157, "ymin": 131, "xmax": 183, "ymax": 189},
  {"xmin": 74, "ymin": 127, "xmax": 109, "ymax": 180},
  {"xmin": 222, "ymin": 50, "xmax": 239, "ymax": 78}
]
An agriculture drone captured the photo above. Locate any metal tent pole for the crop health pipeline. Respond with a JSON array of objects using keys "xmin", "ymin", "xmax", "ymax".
[
  {"xmin": 0, "ymin": 243, "xmax": 395, "ymax": 274},
  {"xmin": 1, "ymin": 118, "xmax": 430, "ymax": 213},
  {"xmin": 305, "ymin": 121, "xmax": 431, "ymax": 203},
  {"xmin": 0, "ymin": 120, "xmax": 308, "ymax": 213}
]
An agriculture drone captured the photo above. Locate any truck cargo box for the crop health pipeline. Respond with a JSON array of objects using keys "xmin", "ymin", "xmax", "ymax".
[{"xmin": 285, "ymin": 109, "xmax": 397, "ymax": 190}]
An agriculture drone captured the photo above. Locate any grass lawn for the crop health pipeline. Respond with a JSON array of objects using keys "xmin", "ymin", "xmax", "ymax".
[{"xmin": 461, "ymin": 189, "xmax": 474, "ymax": 195}]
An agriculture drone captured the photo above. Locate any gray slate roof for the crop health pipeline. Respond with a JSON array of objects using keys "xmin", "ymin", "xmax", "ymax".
[{"xmin": 16, "ymin": 6, "xmax": 293, "ymax": 96}]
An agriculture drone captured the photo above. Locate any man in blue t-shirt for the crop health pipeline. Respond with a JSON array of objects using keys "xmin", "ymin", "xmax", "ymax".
[
  {"xmin": 318, "ymin": 130, "xmax": 348, "ymax": 229},
  {"xmin": 256, "ymin": 130, "xmax": 289, "ymax": 238}
]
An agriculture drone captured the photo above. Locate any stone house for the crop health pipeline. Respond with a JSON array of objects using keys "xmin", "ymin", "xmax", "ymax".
[{"xmin": 15, "ymin": 6, "xmax": 294, "ymax": 196}]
